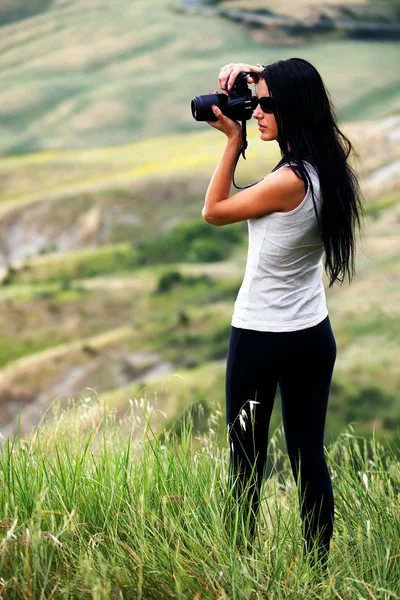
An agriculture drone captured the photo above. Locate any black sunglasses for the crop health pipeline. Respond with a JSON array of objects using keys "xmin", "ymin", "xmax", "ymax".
[{"xmin": 252, "ymin": 95, "xmax": 275, "ymax": 114}]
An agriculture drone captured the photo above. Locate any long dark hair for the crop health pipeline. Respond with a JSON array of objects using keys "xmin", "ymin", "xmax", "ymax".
[{"xmin": 260, "ymin": 57, "xmax": 365, "ymax": 288}]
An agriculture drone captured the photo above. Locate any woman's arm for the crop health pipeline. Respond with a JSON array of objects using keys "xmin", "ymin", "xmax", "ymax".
[{"xmin": 202, "ymin": 133, "xmax": 242, "ymax": 219}]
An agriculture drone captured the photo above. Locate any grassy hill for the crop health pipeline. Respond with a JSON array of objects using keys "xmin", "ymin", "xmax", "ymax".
[
  {"xmin": 0, "ymin": 0, "xmax": 399, "ymax": 154},
  {"xmin": 0, "ymin": 114, "xmax": 399, "ymax": 452}
]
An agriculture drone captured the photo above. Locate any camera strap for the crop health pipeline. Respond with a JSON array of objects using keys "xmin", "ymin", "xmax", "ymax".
[
  {"xmin": 232, "ymin": 118, "xmax": 263, "ymax": 190},
  {"xmin": 240, "ymin": 118, "xmax": 248, "ymax": 160}
]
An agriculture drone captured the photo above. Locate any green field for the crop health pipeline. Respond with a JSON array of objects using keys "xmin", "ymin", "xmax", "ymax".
[
  {"xmin": 1, "ymin": 404, "xmax": 399, "ymax": 598},
  {"xmin": 0, "ymin": 0, "xmax": 399, "ymax": 153}
]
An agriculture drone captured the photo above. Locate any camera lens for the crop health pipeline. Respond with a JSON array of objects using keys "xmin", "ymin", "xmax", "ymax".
[
  {"xmin": 191, "ymin": 93, "xmax": 221, "ymax": 121},
  {"xmin": 191, "ymin": 99, "xmax": 198, "ymax": 120}
]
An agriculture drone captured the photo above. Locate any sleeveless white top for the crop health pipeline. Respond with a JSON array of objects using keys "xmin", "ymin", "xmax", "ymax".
[{"xmin": 231, "ymin": 160, "xmax": 328, "ymax": 332}]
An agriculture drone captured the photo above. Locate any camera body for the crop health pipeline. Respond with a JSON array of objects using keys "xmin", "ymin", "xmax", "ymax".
[{"xmin": 191, "ymin": 72, "xmax": 258, "ymax": 122}]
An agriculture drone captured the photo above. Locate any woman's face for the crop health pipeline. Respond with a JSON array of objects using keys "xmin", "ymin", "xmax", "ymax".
[{"xmin": 252, "ymin": 78, "xmax": 278, "ymax": 141}]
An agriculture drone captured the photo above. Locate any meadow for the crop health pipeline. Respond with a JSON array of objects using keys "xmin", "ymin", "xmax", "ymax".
[{"xmin": 0, "ymin": 396, "xmax": 399, "ymax": 598}]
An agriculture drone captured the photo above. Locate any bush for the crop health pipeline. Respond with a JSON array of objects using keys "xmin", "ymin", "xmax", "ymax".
[
  {"xmin": 177, "ymin": 309, "xmax": 190, "ymax": 326},
  {"xmin": 331, "ymin": 379, "xmax": 396, "ymax": 423},
  {"xmin": 156, "ymin": 270, "xmax": 184, "ymax": 293},
  {"xmin": 187, "ymin": 238, "xmax": 223, "ymax": 262},
  {"xmin": 344, "ymin": 385, "xmax": 395, "ymax": 423},
  {"xmin": 1, "ymin": 266, "xmax": 18, "ymax": 286},
  {"xmin": 155, "ymin": 269, "xmax": 213, "ymax": 294},
  {"xmin": 59, "ymin": 274, "xmax": 72, "ymax": 290},
  {"xmin": 74, "ymin": 248, "xmax": 138, "ymax": 278},
  {"xmin": 136, "ymin": 219, "xmax": 244, "ymax": 266},
  {"xmin": 207, "ymin": 323, "xmax": 232, "ymax": 359},
  {"xmin": 38, "ymin": 242, "xmax": 58, "ymax": 255}
]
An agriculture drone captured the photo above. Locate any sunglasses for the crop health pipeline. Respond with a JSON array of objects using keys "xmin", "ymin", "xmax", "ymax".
[{"xmin": 252, "ymin": 95, "xmax": 275, "ymax": 114}]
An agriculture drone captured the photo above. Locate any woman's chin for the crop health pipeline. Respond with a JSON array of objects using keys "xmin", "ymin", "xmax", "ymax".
[{"xmin": 260, "ymin": 130, "xmax": 276, "ymax": 141}]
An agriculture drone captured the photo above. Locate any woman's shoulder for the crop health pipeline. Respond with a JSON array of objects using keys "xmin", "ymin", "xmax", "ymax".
[{"xmin": 264, "ymin": 163, "xmax": 308, "ymax": 211}]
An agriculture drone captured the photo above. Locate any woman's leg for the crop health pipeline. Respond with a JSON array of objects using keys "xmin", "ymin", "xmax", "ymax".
[
  {"xmin": 225, "ymin": 325, "xmax": 280, "ymax": 540},
  {"xmin": 278, "ymin": 316, "xmax": 336, "ymax": 569}
]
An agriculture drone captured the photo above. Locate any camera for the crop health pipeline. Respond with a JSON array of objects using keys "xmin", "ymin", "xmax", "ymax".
[{"xmin": 191, "ymin": 71, "xmax": 258, "ymax": 122}]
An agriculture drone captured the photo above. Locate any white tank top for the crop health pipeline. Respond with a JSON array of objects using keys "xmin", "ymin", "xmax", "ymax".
[{"xmin": 231, "ymin": 160, "xmax": 328, "ymax": 332}]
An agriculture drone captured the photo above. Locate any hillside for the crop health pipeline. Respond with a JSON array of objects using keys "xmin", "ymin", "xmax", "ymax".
[
  {"xmin": 216, "ymin": 0, "xmax": 400, "ymax": 22},
  {"xmin": 0, "ymin": 114, "xmax": 398, "ymax": 271},
  {"xmin": 0, "ymin": 114, "xmax": 399, "ymax": 452},
  {"xmin": 188, "ymin": 0, "xmax": 400, "ymax": 47},
  {"xmin": 0, "ymin": 0, "xmax": 399, "ymax": 154}
]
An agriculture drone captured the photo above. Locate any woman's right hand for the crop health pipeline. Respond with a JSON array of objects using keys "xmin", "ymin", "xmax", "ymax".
[{"xmin": 218, "ymin": 63, "xmax": 264, "ymax": 93}]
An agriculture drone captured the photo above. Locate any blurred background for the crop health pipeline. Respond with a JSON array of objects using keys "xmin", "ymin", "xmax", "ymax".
[{"xmin": 0, "ymin": 0, "xmax": 399, "ymax": 453}]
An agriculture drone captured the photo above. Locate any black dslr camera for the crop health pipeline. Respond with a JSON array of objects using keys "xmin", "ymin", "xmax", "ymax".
[
  {"xmin": 191, "ymin": 71, "xmax": 258, "ymax": 123},
  {"xmin": 190, "ymin": 71, "xmax": 261, "ymax": 189}
]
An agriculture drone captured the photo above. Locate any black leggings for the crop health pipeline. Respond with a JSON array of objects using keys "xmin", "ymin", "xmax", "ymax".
[{"xmin": 225, "ymin": 315, "xmax": 336, "ymax": 563}]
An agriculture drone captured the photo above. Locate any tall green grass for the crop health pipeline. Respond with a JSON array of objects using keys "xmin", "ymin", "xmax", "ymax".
[{"xmin": 0, "ymin": 392, "xmax": 399, "ymax": 599}]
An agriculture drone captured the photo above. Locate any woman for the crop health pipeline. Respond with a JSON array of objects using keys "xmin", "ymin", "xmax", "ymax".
[{"xmin": 202, "ymin": 58, "xmax": 365, "ymax": 573}]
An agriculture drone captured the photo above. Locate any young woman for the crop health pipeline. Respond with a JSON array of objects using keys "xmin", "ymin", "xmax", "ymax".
[{"xmin": 202, "ymin": 58, "xmax": 365, "ymax": 573}]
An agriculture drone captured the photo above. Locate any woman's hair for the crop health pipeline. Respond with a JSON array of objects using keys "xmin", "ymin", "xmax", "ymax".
[{"xmin": 260, "ymin": 57, "xmax": 365, "ymax": 288}]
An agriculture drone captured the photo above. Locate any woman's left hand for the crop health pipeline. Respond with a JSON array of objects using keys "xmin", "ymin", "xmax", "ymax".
[{"xmin": 205, "ymin": 91, "xmax": 242, "ymax": 139}]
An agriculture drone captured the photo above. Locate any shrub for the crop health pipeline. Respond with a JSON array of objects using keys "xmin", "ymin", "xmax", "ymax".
[
  {"xmin": 1, "ymin": 265, "xmax": 18, "ymax": 286},
  {"xmin": 135, "ymin": 219, "xmax": 244, "ymax": 266},
  {"xmin": 156, "ymin": 270, "xmax": 184, "ymax": 293},
  {"xmin": 177, "ymin": 309, "xmax": 190, "ymax": 326},
  {"xmin": 155, "ymin": 270, "xmax": 213, "ymax": 294}
]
